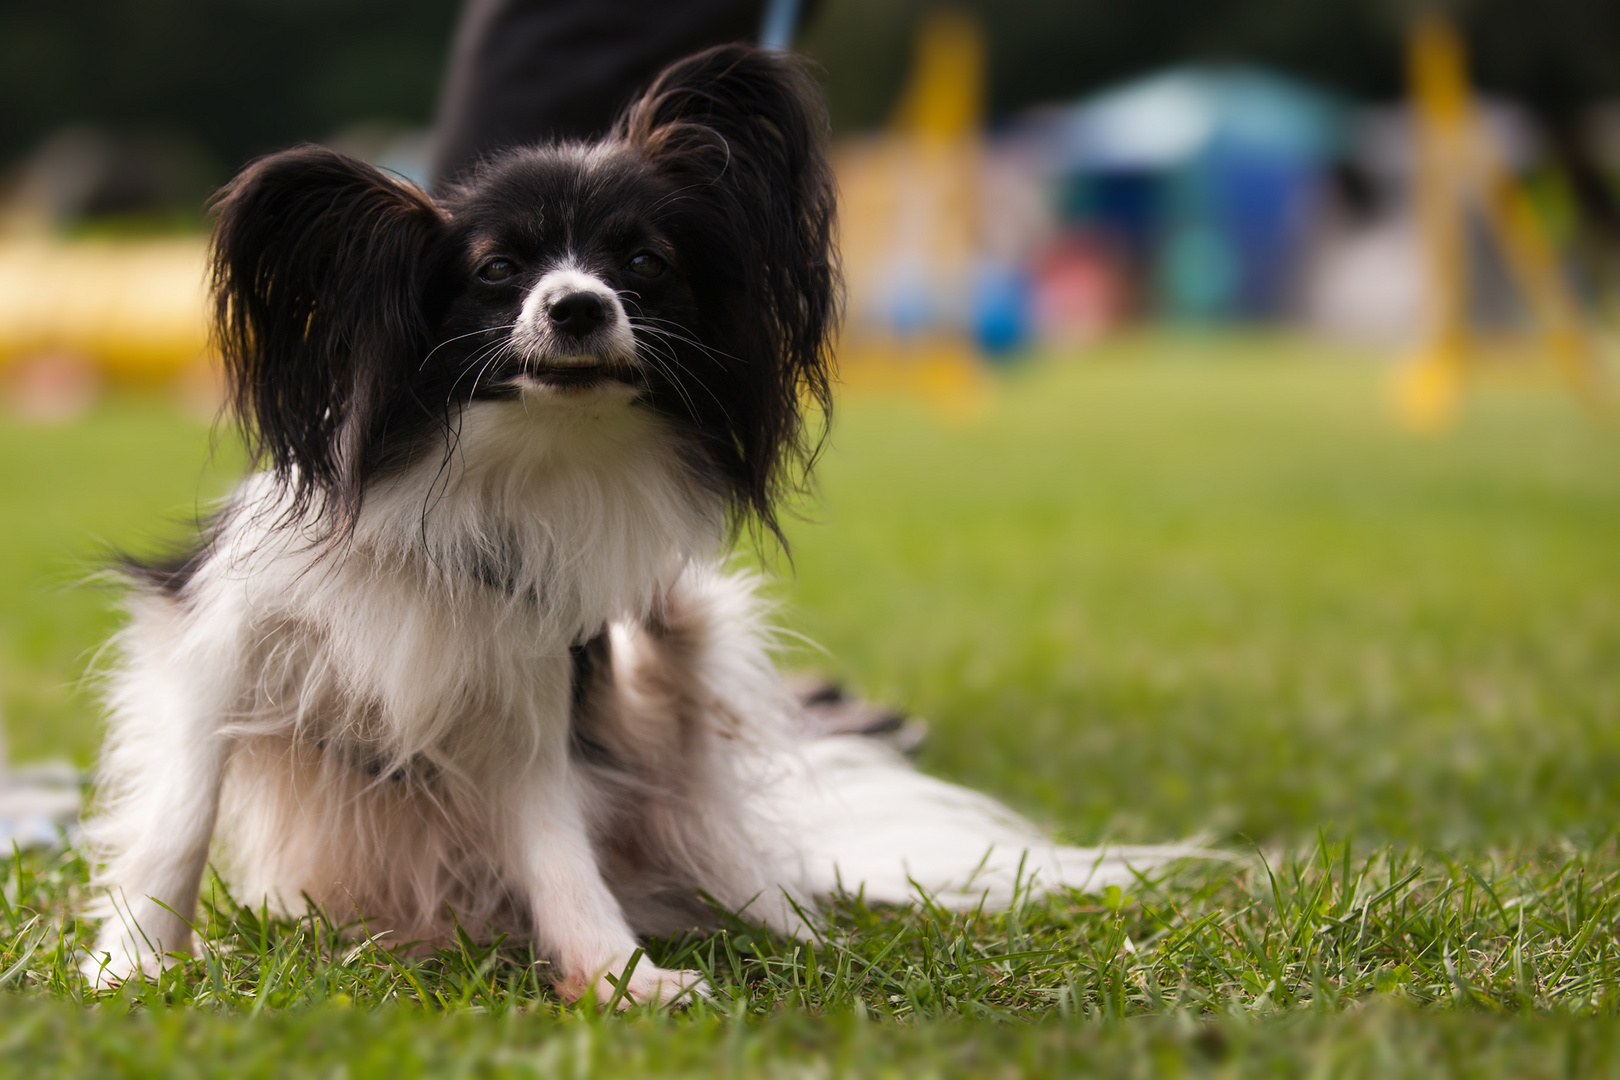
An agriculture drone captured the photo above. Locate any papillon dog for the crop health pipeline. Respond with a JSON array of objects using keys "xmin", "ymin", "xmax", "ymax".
[{"xmin": 81, "ymin": 45, "xmax": 1189, "ymax": 1004}]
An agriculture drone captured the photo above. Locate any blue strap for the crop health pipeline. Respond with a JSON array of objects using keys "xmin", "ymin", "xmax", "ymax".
[{"xmin": 759, "ymin": 0, "xmax": 803, "ymax": 50}]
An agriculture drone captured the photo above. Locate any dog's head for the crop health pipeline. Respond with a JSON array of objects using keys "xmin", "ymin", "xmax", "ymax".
[{"xmin": 211, "ymin": 45, "xmax": 838, "ymax": 541}]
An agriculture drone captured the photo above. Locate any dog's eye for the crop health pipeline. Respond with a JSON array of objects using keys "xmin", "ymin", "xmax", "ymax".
[
  {"xmin": 628, "ymin": 253, "xmax": 665, "ymax": 279},
  {"xmin": 476, "ymin": 258, "xmax": 516, "ymax": 284}
]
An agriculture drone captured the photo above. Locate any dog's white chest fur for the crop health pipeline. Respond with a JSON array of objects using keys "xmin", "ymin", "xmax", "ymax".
[{"xmin": 202, "ymin": 397, "xmax": 723, "ymax": 767}]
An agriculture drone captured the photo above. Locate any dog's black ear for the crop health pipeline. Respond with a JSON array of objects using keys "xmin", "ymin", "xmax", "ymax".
[
  {"xmin": 210, "ymin": 145, "xmax": 443, "ymax": 528},
  {"xmin": 618, "ymin": 44, "xmax": 840, "ymax": 540}
]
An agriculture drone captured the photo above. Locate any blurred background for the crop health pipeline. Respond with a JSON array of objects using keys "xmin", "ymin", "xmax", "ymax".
[
  {"xmin": 2, "ymin": 0, "xmax": 1619, "ymax": 406},
  {"xmin": 0, "ymin": 0, "xmax": 1618, "ymax": 849}
]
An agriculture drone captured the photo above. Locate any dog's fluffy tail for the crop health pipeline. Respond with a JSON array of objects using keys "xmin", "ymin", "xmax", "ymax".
[{"xmin": 764, "ymin": 735, "xmax": 1205, "ymax": 910}]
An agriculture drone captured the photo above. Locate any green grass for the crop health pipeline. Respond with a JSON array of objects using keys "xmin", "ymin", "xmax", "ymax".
[
  {"xmin": 0, "ymin": 394, "xmax": 243, "ymax": 766},
  {"xmin": 2, "ymin": 335, "xmax": 1618, "ymax": 1075}
]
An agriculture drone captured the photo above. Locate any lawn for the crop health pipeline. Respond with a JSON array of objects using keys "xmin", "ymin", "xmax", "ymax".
[{"xmin": 1, "ymin": 334, "xmax": 1618, "ymax": 1075}]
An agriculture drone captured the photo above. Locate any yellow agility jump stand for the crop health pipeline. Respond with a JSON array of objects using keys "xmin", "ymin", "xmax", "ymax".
[
  {"xmin": 0, "ymin": 235, "xmax": 211, "ymax": 386},
  {"xmin": 1396, "ymin": 15, "xmax": 1604, "ymax": 429},
  {"xmin": 832, "ymin": 8, "xmax": 993, "ymax": 416}
]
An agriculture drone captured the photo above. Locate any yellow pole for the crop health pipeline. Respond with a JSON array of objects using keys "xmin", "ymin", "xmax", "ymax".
[
  {"xmin": 1470, "ymin": 120, "xmax": 1604, "ymax": 402},
  {"xmin": 1395, "ymin": 13, "xmax": 1603, "ymax": 428},
  {"xmin": 1396, "ymin": 15, "xmax": 1472, "ymax": 429}
]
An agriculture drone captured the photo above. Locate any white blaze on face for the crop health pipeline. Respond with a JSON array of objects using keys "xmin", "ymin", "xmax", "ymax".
[{"xmin": 512, "ymin": 266, "xmax": 636, "ymax": 367}]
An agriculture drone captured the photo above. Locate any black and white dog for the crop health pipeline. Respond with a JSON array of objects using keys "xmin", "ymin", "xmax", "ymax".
[{"xmin": 81, "ymin": 45, "xmax": 1185, "ymax": 1004}]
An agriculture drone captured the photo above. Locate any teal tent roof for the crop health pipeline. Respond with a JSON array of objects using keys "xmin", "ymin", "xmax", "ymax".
[{"xmin": 1051, "ymin": 67, "xmax": 1347, "ymax": 171}]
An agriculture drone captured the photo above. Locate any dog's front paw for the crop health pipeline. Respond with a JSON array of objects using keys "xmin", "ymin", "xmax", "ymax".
[
  {"xmin": 80, "ymin": 894, "xmax": 198, "ymax": 988},
  {"xmin": 609, "ymin": 963, "xmax": 709, "ymax": 1009},
  {"xmin": 79, "ymin": 932, "xmax": 177, "ymax": 988},
  {"xmin": 557, "ymin": 956, "xmax": 710, "ymax": 1009}
]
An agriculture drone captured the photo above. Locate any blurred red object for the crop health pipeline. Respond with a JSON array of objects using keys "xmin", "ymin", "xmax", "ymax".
[
  {"xmin": 4, "ymin": 352, "xmax": 101, "ymax": 423},
  {"xmin": 1032, "ymin": 233, "xmax": 1128, "ymax": 346}
]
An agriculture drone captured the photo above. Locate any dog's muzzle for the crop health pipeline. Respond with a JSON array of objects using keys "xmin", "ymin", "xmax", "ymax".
[{"xmin": 512, "ymin": 268, "xmax": 637, "ymax": 378}]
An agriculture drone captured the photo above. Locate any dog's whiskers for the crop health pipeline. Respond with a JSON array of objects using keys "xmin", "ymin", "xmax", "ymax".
[
  {"xmin": 627, "ymin": 319, "xmax": 737, "ymax": 423},
  {"xmin": 420, "ymin": 324, "xmax": 517, "ymax": 371},
  {"xmin": 634, "ymin": 344, "xmax": 706, "ymax": 422}
]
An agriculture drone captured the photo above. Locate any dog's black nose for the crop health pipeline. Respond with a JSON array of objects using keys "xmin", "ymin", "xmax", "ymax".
[{"xmin": 547, "ymin": 292, "xmax": 608, "ymax": 337}]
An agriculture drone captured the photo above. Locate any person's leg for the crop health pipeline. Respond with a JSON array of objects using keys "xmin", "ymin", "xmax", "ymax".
[{"xmin": 429, "ymin": 0, "xmax": 765, "ymax": 188}]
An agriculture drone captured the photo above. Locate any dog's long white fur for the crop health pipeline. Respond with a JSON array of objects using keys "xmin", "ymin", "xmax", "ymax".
[{"xmin": 82, "ymin": 389, "xmax": 1190, "ymax": 1000}]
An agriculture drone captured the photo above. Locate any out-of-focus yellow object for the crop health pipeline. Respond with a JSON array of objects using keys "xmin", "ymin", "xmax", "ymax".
[
  {"xmin": 1396, "ymin": 15, "xmax": 1603, "ymax": 430},
  {"xmin": 835, "ymin": 8, "xmax": 989, "ymax": 412},
  {"xmin": 0, "ymin": 236, "xmax": 210, "ymax": 383},
  {"xmin": 836, "ymin": 336, "xmax": 992, "ymax": 421},
  {"xmin": 890, "ymin": 7, "xmax": 983, "ymax": 146}
]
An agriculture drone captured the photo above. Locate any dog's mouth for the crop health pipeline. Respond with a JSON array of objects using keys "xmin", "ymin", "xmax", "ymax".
[{"xmin": 517, "ymin": 357, "xmax": 640, "ymax": 392}]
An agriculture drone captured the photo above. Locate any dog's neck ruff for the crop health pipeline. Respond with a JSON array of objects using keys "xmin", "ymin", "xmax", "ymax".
[{"xmin": 232, "ymin": 395, "xmax": 725, "ymax": 647}]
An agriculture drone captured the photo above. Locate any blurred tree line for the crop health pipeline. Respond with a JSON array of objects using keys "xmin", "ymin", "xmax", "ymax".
[
  {"xmin": 807, "ymin": 0, "xmax": 1620, "ymax": 130},
  {"xmin": 802, "ymin": 0, "xmax": 1620, "ymax": 244},
  {"xmin": 1, "ymin": 0, "xmax": 1616, "ymax": 213},
  {"xmin": 0, "ymin": 0, "xmax": 453, "ymax": 170}
]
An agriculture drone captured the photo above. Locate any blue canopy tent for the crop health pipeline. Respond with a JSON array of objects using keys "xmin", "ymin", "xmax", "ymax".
[{"xmin": 1041, "ymin": 68, "xmax": 1347, "ymax": 321}]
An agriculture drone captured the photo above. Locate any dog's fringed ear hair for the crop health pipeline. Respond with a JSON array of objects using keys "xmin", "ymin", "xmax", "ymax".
[
  {"xmin": 617, "ymin": 44, "xmax": 840, "ymax": 541},
  {"xmin": 210, "ymin": 146, "xmax": 443, "ymax": 529}
]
